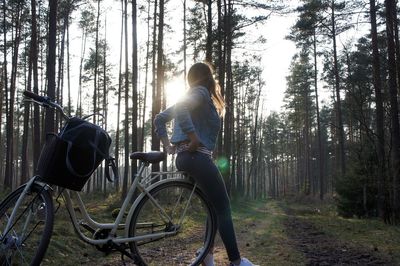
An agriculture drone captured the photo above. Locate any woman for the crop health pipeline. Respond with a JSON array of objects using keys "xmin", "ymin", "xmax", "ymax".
[{"xmin": 154, "ymin": 62, "xmax": 257, "ymax": 266}]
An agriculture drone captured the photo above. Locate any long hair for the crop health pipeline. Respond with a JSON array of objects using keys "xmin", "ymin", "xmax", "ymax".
[{"xmin": 187, "ymin": 62, "xmax": 225, "ymax": 116}]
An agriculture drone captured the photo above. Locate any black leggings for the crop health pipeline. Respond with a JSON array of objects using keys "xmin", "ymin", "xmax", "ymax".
[{"xmin": 175, "ymin": 151, "xmax": 241, "ymax": 262}]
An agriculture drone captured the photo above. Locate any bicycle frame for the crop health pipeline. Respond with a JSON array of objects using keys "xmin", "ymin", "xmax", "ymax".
[
  {"xmin": 3, "ymin": 92, "xmax": 204, "ymax": 260},
  {"xmin": 2, "ymin": 177, "xmax": 50, "ymax": 239},
  {"xmin": 60, "ymin": 161, "xmax": 197, "ymax": 247}
]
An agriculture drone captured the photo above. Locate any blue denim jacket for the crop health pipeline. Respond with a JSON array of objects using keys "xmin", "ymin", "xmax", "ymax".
[{"xmin": 154, "ymin": 86, "xmax": 221, "ymax": 151}]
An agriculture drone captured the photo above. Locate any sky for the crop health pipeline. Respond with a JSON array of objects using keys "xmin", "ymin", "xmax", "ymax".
[{"xmin": 261, "ymin": 13, "xmax": 298, "ymax": 113}]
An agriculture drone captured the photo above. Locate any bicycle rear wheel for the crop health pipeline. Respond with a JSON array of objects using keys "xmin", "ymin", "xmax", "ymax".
[
  {"xmin": 0, "ymin": 183, "xmax": 54, "ymax": 266},
  {"xmin": 128, "ymin": 180, "xmax": 217, "ymax": 266}
]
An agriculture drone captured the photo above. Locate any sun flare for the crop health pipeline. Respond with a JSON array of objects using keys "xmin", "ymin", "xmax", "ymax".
[{"xmin": 165, "ymin": 76, "xmax": 187, "ymax": 106}]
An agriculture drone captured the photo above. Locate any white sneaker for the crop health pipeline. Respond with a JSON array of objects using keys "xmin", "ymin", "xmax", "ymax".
[
  {"xmin": 230, "ymin": 257, "xmax": 259, "ymax": 266},
  {"xmin": 196, "ymin": 247, "xmax": 214, "ymax": 266}
]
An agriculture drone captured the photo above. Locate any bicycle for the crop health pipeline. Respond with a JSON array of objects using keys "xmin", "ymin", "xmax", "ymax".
[{"xmin": 0, "ymin": 91, "xmax": 217, "ymax": 266}]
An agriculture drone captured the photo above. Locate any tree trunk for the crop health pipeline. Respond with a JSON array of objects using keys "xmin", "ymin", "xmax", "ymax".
[
  {"xmin": 385, "ymin": 0, "xmax": 400, "ymax": 224},
  {"xmin": 66, "ymin": 16, "xmax": 71, "ymax": 114},
  {"xmin": 223, "ymin": 0, "xmax": 233, "ymax": 195},
  {"xmin": 44, "ymin": 0, "xmax": 57, "ymax": 135},
  {"xmin": 30, "ymin": 0, "xmax": 39, "ymax": 174},
  {"xmin": 151, "ymin": 0, "xmax": 158, "ymax": 171},
  {"xmin": 5, "ymin": 2, "xmax": 22, "ymax": 188},
  {"xmin": 312, "ymin": 31, "xmax": 324, "ymax": 200},
  {"xmin": 93, "ymin": 0, "xmax": 101, "ymax": 126},
  {"xmin": 141, "ymin": 0, "xmax": 151, "ymax": 152},
  {"xmin": 331, "ymin": 1, "xmax": 346, "ymax": 177},
  {"xmin": 21, "ymin": 42, "xmax": 33, "ymax": 184},
  {"xmin": 183, "ymin": 0, "xmax": 187, "ymax": 87},
  {"xmin": 122, "ymin": 0, "xmax": 130, "ymax": 198},
  {"xmin": 115, "ymin": 0, "xmax": 124, "ymax": 191},
  {"xmin": 150, "ymin": 0, "xmax": 164, "ymax": 172},
  {"xmin": 1, "ymin": 0, "xmax": 8, "ymax": 180},
  {"xmin": 131, "ymin": 0, "xmax": 138, "ymax": 180},
  {"xmin": 103, "ymin": 16, "xmax": 108, "ymax": 194},
  {"xmin": 77, "ymin": 26, "xmax": 87, "ymax": 117},
  {"xmin": 56, "ymin": 17, "xmax": 67, "ymax": 131},
  {"xmin": 205, "ymin": 0, "xmax": 212, "ymax": 62},
  {"xmin": 91, "ymin": 0, "xmax": 101, "ymax": 192},
  {"xmin": 216, "ymin": 0, "xmax": 225, "ymax": 156},
  {"xmin": 155, "ymin": 0, "xmax": 165, "ymax": 172},
  {"xmin": 370, "ymin": 0, "xmax": 388, "ymax": 221}
]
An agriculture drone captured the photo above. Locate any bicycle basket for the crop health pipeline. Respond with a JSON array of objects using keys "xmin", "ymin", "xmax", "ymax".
[{"xmin": 36, "ymin": 118, "xmax": 111, "ymax": 191}]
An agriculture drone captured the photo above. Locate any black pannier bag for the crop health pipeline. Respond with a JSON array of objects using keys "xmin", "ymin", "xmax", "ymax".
[{"xmin": 36, "ymin": 117, "xmax": 112, "ymax": 191}]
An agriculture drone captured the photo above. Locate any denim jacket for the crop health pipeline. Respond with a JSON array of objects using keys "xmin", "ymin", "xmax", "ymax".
[{"xmin": 154, "ymin": 86, "xmax": 221, "ymax": 151}]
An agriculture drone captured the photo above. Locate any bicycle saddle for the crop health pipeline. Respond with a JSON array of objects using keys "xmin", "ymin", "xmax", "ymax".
[{"xmin": 130, "ymin": 151, "xmax": 166, "ymax": 164}]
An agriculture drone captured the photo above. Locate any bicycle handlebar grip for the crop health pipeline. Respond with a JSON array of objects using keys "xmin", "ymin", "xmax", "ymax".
[{"xmin": 23, "ymin": 90, "xmax": 47, "ymax": 103}]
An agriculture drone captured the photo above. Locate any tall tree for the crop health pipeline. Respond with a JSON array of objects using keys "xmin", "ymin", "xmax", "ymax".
[
  {"xmin": 330, "ymin": 0, "xmax": 346, "ymax": 176},
  {"xmin": 205, "ymin": 0, "xmax": 212, "ymax": 62},
  {"xmin": 385, "ymin": 0, "xmax": 400, "ymax": 224},
  {"xmin": 44, "ymin": 0, "xmax": 57, "ymax": 133},
  {"xmin": 150, "ymin": 0, "xmax": 158, "ymax": 161},
  {"xmin": 5, "ymin": 1, "xmax": 23, "ymax": 188},
  {"xmin": 93, "ymin": 0, "xmax": 101, "ymax": 126},
  {"xmin": 77, "ymin": 9, "xmax": 95, "ymax": 117},
  {"xmin": 151, "ymin": 0, "xmax": 164, "ymax": 172},
  {"xmin": 140, "ymin": 0, "xmax": 151, "ymax": 152},
  {"xmin": 370, "ymin": 0, "xmax": 388, "ymax": 221},
  {"xmin": 290, "ymin": 0, "xmax": 325, "ymax": 199},
  {"xmin": 31, "ymin": 0, "xmax": 41, "ymax": 171},
  {"xmin": 1, "ymin": 0, "xmax": 8, "ymax": 180},
  {"xmin": 223, "ymin": 0, "xmax": 234, "ymax": 194},
  {"xmin": 122, "ymin": 0, "xmax": 130, "ymax": 198},
  {"xmin": 131, "ymin": 0, "xmax": 138, "ymax": 178},
  {"xmin": 115, "ymin": 0, "xmax": 124, "ymax": 191}
]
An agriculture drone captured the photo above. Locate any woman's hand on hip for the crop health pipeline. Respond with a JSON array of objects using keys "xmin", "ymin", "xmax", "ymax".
[
  {"xmin": 187, "ymin": 132, "xmax": 200, "ymax": 152},
  {"xmin": 160, "ymin": 136, "xmax": 175, "ymax": 154},
  {"xmin": 165, "ymin": 145, "xmax": 176, "ymax": 155}
]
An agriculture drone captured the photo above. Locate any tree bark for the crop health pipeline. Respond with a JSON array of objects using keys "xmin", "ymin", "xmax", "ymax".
[
  {"xmin": 151, "ymin": 0, "xmax": 158, "ymax": 171},
  {"xmin": 313, "ymin": 30, "xmax": 324, "ymax": 200},
  {"xmin": 115, "ymin": 0, "xmax": 124, "ymax": 191},
  {"xmin": 183, "ymin": 0, "xmax": 187, "ymax": 87},
  {"xmin": 370, "ymin": 0, "xmax": 388, "ymax": 221},
  {"xmin": 331, "ymin": 0, "xmax": 346, "ymax": 177},
  {"xmin": 155, "ymin": 0, "xmax": 165, "ymax": 172},
  {"xmin": 5, "ymin": 2, "xmax": 22, "ymax": 188},
  {"xmin": 1, "ymin": 0, "xmax": 8, "ymax": 180},
  {"xmin": 44, "ymin": 0, "xmax": 57, "ymax": 135},
  {"xmin": 122, "ymin": 0, "xmax": 130, "ymax": 198},
  {"xmin": 385, "ymin": 0, "xmax": 400, "ymax": 224},
  {"xmin": 205, "ymin": 0, "xmax": 212, "ymax": 62},
  {"xmin": 216, "ymin": 0, "xmax": 225, "ymax": 156},
  {"xmin": 141, "ymin": 0, "xmax": 151, "ymax": 152},
  {"xmin": 131, "ymin": 0, "xmax": 138, "ymax": 180},
  {"xmin": 223, "ymin": 0, "xmax": 233, "ymax": 195}
]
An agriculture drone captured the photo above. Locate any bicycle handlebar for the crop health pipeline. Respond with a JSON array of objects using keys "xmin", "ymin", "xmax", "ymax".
[
  {"xmin": 23, "ymin": 90, "xmax": 49, "ymax": 103},
  {"xmin": 23, "ymin": 90, "xmax": 69, "ymax": 120}
]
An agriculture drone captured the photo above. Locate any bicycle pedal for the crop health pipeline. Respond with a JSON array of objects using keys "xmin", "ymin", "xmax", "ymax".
[{"xmin": 79, "ymin": 222, "xmax": 96, "ymax": 234}]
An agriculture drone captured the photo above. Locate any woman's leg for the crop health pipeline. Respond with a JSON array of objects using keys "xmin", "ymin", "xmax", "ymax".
[{"xmin": 176, "ymin": 151, "xmax": 241, "ymax": 262}]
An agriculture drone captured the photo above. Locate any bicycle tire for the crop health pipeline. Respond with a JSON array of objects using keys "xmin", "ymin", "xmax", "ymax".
[
  {"xmin": 128, "ymin": 180, "xmax": 217, "ymax": 266},
  {"xmin": 0, "ymin": 183, "xmax": 54, "ymax": 266}
]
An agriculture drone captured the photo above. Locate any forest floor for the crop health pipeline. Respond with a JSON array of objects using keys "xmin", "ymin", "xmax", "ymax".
[{"xmin": 37, "ymin": 192, "xmax": 400, "ymax": 266}]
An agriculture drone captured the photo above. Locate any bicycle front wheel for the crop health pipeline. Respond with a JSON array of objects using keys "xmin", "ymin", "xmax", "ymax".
[
  {"xmin": 128, "ymin": 180, "xmax": 217, "ymax": 266},
  {"xmin": 0, "ymin": 183, "xmax": 54, "ymax": 266}
]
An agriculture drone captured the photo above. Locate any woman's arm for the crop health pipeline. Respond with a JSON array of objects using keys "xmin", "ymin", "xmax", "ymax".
[{"xmin": 154, "ymin": 106, "xmax": 176, "ymax": 154}]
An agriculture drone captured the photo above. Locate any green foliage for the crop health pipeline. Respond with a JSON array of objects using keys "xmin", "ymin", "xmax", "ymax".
[{"xmin": 335, "ymin": 143, "xmax": 378, "ymax": 218}]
